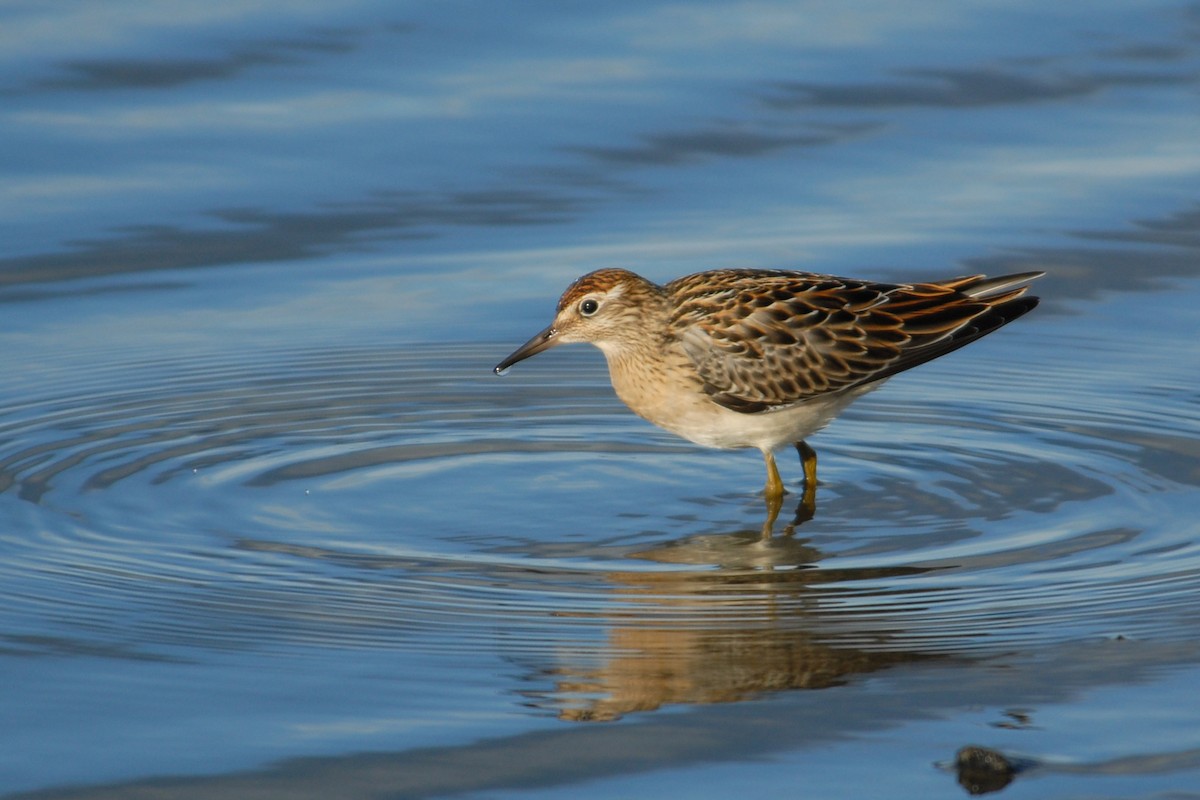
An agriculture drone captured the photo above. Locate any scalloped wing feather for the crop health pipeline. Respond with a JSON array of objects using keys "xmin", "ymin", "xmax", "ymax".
[{"xmin": 667, "ymin": 270, "xmax": 1039, "ymax": 413}]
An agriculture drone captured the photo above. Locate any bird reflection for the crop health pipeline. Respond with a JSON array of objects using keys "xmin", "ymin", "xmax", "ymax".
[{"xmin": 529, "ymin": 497, "xmax": 933, "ymax": 722}]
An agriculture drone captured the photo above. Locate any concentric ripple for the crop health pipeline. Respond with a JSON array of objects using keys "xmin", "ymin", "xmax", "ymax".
[{"xmin": 1, "ymin": 333, "xmax": 1197, "ymax": 718}]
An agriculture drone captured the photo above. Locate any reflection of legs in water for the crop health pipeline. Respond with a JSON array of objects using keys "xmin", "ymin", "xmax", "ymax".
[{"xmin": 761, "ymin": 441, "xmax": 818, "ymax": 537}]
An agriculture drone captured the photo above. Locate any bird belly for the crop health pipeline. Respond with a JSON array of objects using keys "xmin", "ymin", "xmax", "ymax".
[
  {"xmin": 612, "ymin": 362, "xmax": 880, "ymax": 451},
  {"xmin": 658, "ymin": 389, "xmax": 872, "ymax": 451}
]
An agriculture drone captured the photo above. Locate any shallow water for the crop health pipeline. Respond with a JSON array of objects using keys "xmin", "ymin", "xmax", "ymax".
[{"xmin": 2, "ymin": 2, "xmax": 1200, "ymax": 798}]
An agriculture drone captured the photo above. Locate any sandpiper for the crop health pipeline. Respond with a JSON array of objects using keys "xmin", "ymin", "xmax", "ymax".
[{"xmin": 495, "ymin": 267, "xmax": 1041, "ymax": 504}]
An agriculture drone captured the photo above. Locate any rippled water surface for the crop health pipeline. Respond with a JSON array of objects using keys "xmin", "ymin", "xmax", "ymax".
[{"xmin": 2, "ymin": 2, "xmax": 1199, "ymax": 798}]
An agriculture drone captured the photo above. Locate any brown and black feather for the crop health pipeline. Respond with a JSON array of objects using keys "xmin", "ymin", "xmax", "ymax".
[{"xmin": 666, "ymin": 269, "xmax": 1040, "ymax": 414}]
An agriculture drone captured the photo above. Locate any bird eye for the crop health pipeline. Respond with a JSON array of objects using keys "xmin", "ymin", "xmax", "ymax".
[{"xmin": 579, "ymin": 298, "xmax": 600, "ymax": 316}]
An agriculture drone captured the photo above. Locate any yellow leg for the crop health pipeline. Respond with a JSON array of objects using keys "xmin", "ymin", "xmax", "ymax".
[
  {"xmin": 774, "ymin": 441, "xmax": 817, "ymax": 534},
  {"xmin": 761, "ymin": 449, "xmax": 785, "ymax": 537},
  {"xmin": 762, "ymin": 449, "xmax": 785, "ymax": 500},
  {"xmin": 795, "ymin": 440, "xmax": 818, "ymax": 487}
]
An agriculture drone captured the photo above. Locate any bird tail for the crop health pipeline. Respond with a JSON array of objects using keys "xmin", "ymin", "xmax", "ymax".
[{"xmin": 942, "ymin": 271, "xmax": 1045, "ymax": 302}]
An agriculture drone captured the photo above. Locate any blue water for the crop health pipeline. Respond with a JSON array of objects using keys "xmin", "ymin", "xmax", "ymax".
[{"xmin": 2, "ymin": 2, "xmax": 1199, "ymax": 798}]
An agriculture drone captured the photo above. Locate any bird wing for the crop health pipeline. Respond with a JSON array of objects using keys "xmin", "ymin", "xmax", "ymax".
[{"xmin": 667, "ymin": 269, "xmax": 1040, "ymax": 413}]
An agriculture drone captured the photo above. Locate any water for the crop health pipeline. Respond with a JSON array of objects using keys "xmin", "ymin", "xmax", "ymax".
[{"xmin": 2, "ymin": 2, "xmax": 1199, "ymax": 797}]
